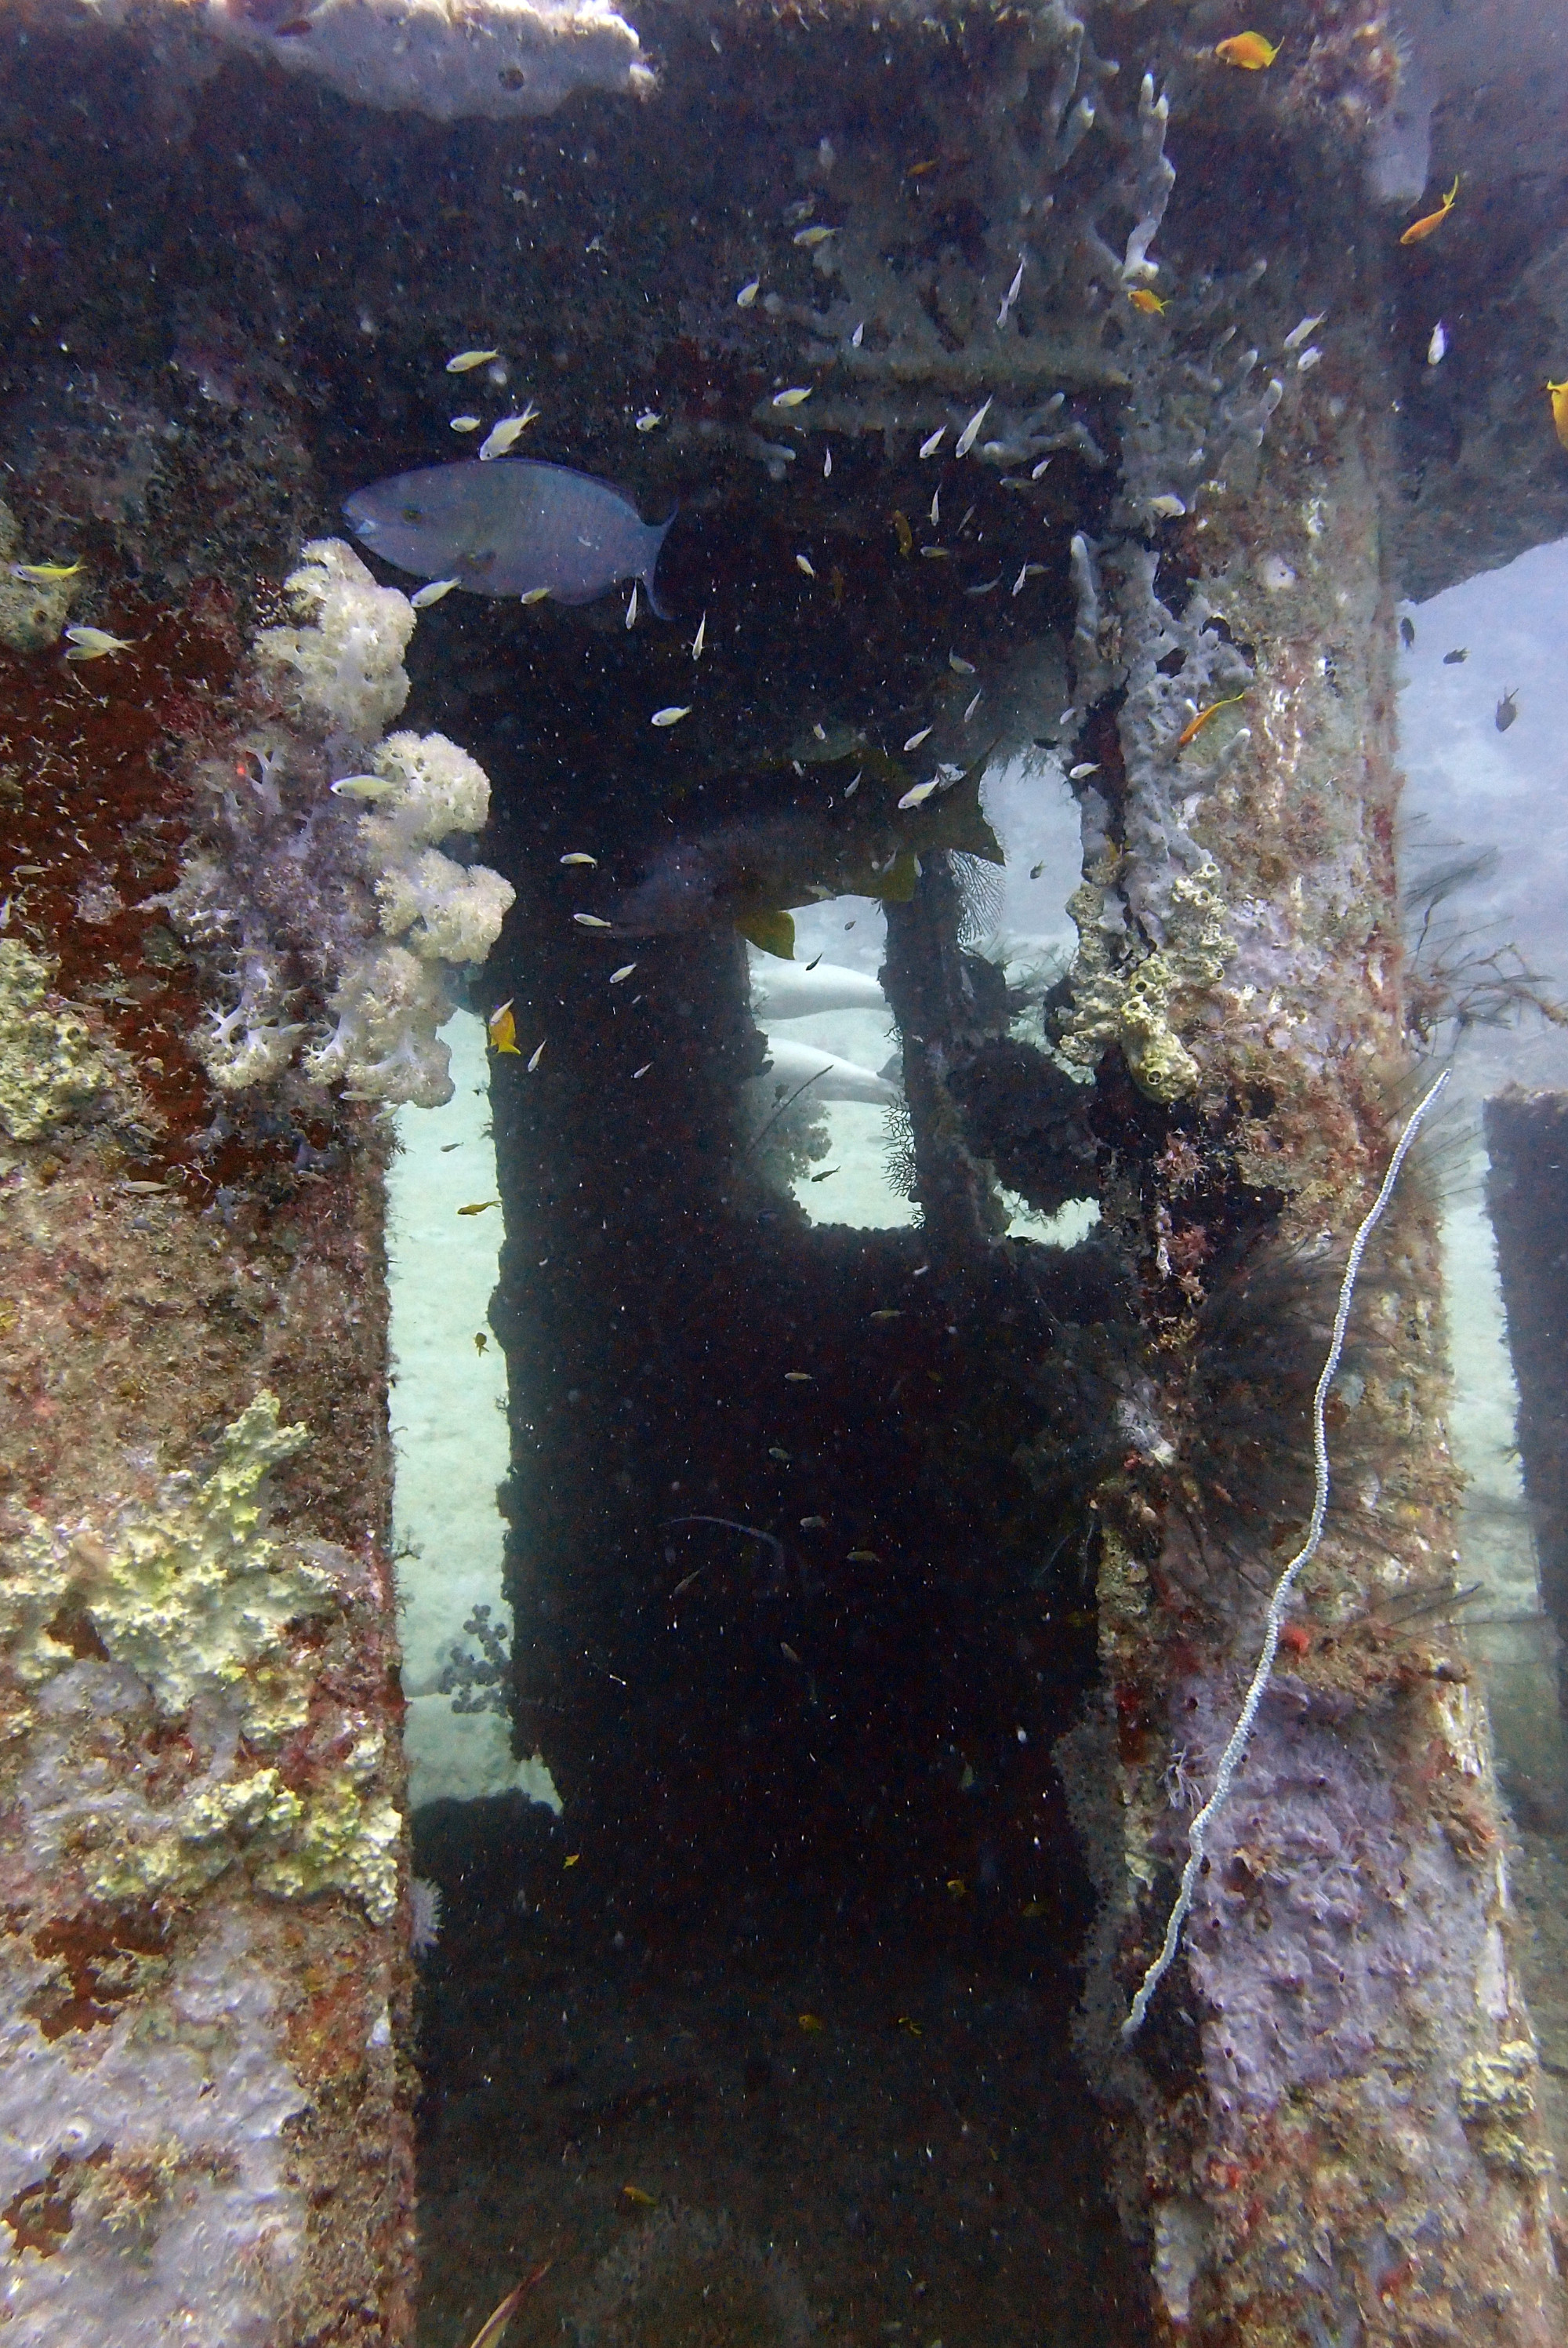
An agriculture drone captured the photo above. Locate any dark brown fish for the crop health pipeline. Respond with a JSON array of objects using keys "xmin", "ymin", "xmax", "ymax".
[{"xmin": 603, "ymin": 747, "xmax": 1004, "ymax": 959}]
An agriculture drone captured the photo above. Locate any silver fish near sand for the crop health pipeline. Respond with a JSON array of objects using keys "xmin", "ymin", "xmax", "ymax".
[
  {"xmin": 750, "ymin": 956, "xmax": 886, "ymax": 1020},
  {"xmin": 757, "ymin": 1036, "xmax": 898, "ymax": 1106},
  {"xmin": 343, "ymin": 460, "xmax": 675, "ymax": 616}
]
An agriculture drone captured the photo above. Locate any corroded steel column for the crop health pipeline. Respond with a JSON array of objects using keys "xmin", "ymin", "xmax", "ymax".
[{"xmin": 1058, "ymin": 199, "xmax": 1566, "ymax": 2348}]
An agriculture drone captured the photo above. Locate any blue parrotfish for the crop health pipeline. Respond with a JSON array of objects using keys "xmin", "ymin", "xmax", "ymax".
[{"xmin": 342, "ymin": 460, "xmax": 675, "ymax": 616}]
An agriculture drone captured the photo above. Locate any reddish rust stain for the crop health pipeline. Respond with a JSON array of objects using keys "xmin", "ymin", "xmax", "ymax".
[
  {"xmin": 0, "ymin": 587, "xmax": 239, "ymax": 1179},
  {"xmin": 28, "ymin": 1907, "xmax": 169, "ymax": 2040},
  {"xmin": 2, "ymin": 2151, "xmax": 102, "ymax": 2255}
]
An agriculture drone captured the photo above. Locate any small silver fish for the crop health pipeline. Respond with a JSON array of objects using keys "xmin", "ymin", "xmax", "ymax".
[
  {"xmin": 1069, "ymin": 762, "xmax": 1100, "ymax": 780},
  {"xmin": 1011, "ymin": 563, "xmax": 1029, "ymax": 596},
  {"xmin": 919, "ymin": 426, "xmax": 947, "ymax": 460},
  {"xmin": 609, "ymin": 962, "xmax": 637, "ymax": 983},
  {"xmin": 560, "ymin": 852, "xmax": 598, "ymax": 867},
  {"xmin": 996, "ymin": 254, "xmax": 1025, "ymax": 329},
  {"xmin": 964, "ymin": 690, "xmax": 982, "ymax": 722},
  {"xmin": 521, "ymin": 586, "xmax": 551, "ymax": 605},
  {"xmin": 796, "ymin": 554, "xmax": 817, "ymax": 578},
  {"xmin": 574, "ymin": 912, "xmax": 613, "ymax": 928},
  {"xmin": 737, "ymin": 279, "xmax": 760, "ymax": 307},
  {"xmin": 633, "ymin": 1062, "xmax": 653, "ymax": 1079},
  {"xmin": 63, "ymin": 624, "xmax": 132, "ymax": 660},
  {"xmin": 773, "ymin": 387, "xmax": 812, "ymax": 409},
  {"xmin": 1295, "ymin": 347, "xmax": 1322, "ymax": 373},
  {"xmin": 1283, "ymin": 314, "xmax": 1323, "ymax": 353},
  {"xmin": 691, "ymin": 612, "xmax": 706, "ymax": 661},
  {"xmin": 949, "ymin": 652, "xmax": 975, "ymax": 674},
  {"xmin": 330, "ymin": 774, "xmax": 400, "ymax": 800},
  {"xmin": 411, "ymin": 578, "xmax": 459, "ymax": 608},
  {"xmin": 793, "ymin": 224, "xmax": 837, "ymax": 248},
  {"xmin": 1426, "ymin": 320, "xmax": 1447, "ymax": 367},
  {"xmin": 823, "ymin": 446, "xmax": 833, "ymax": 478},
  {"xmin": 636, "ymin": 411, "xmax": 663, "ymax": 432},
  {"xmin": 1031, "ymin": 456, "xmax": 1051, "ymax": 480},
  {"xmin": 526, "ymin": 1039, "xmax": 546, "ymax": 1071},
  {"xmin": 477, "ymin": 405, "xmax": 539, "ymax": 461},
  {"xmin": 930, "ymin": 487, "xmax": 940, "ymax": 526},
  {"xmin": 652, "ymin": 705, "xmax": 691, "ymax": 726},
  {"xmin": 955, "ymin": 396, "xmax": 993, "ymax": 458},
  {"xmin": 626, "ymin": 583, "xmax": 638, "ymax": 628},
  {"xmin": 450, "ymin": 416, "xmax": 482, "ymax": 433},
  {"xmin": 904, "ymin": 725, "xmax": 932, "ymax": 751},
  {"xmin": 964, "ymin": 577, "xmax": 1002, "ymax": 597},
  {"xmin": 898, "ymin": 781, "xmax": 938, "ymax": 809},
  {"xmin": 1147, "ymin": 495, "xmax": 1186, "ymax": 519},
  {"xmin": 851, "ymin": 322, "xmax": 864, "ymax": 347},
  {"xmin": 447, "ymin": 347, "xmax": 501, "ymax": 373}
]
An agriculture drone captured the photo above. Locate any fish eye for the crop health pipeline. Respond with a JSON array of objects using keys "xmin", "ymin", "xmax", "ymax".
[{"xmin": 401, "ymin": 504, "xmax": 425, "ymax": 525}]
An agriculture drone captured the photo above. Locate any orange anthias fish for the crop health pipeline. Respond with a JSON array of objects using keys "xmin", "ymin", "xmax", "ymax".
[
  {"xmin": 487, "ymin": 999, "xmax": 520, "ymax": 1054},
  {"xmin": 1546, "ymin": 380, "xmax": 1568, "ymax": 451},
  {"xmin": 1127, "ymin": 288, "xmax": 1167, "ymax": 316},
  {"xmin": 1399, "ymin": 176, "xmax": 1459, "ymax": 246},
  {"xmin": 1214, "ymin": 31, "xmax": 1279, "ymax": 69},
  {"xmin": 1176, "ymin": 692, "xmax": 1247, "ymax": 749}
]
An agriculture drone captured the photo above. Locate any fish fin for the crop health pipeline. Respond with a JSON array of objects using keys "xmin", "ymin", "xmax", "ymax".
[
  {"xmin": 644, "ymin": 509, "xmax": 677, "ymax": 621},
  {"xmin": 737, "ymin": 908, "xmax": 796, "ymax": 960},
  {"xmin": 873, "ymin": 852, "xmax": 921, "ymax": 904}
]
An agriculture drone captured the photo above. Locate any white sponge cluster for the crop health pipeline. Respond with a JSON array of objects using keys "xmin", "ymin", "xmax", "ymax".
[
  {"xmin": 255, "ymin": 540, "xmax": 416, "ymax": 746},
  {"xmin": 308, "ymin": 729, "xmax": 516, "ymax": 1107}
]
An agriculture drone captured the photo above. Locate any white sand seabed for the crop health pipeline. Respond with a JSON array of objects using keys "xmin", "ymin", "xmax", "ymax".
[{"xmin": 388, "ymin": 1009, "xmax": 560, "ymax": 1812}]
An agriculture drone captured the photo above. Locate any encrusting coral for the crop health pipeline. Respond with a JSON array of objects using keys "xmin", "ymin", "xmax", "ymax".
[
  {"xmin": 0, "ymin": 938, "xmax": 114, "ymax": 1141},
  {"xmin": 165, "ymin": 540, "xmax": 514, "ymax": 1108},
  {"xmin": 5, "ymin": 1391, "xmax": 401, "ymax": 1922}
]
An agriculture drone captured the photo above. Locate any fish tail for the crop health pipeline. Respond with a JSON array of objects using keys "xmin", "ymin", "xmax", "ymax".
[{"xmin": 643, "ymin": 509, "xmax": 677, "ymax": 621}]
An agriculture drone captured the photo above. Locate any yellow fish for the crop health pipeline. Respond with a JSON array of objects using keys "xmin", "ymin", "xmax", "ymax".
[
  {"xmin": 11, "ymin": 560, "xmax": 82, "ymax": 582},
  {"xmin": 1175, "ymin": 690, "xmax": 1246, "ymax": 748},
  {"xmin": 892, "ymin": 510, "xmax": 913, "ymax": 558},
  {"xmin": 622, "ymin": 2184, "xmax": 657, "ymax": 2206},
  {"xmin": 1399, "ymin": 176, "xmax": 1459, "ymax": 246},
  {"xmin": 1546, "ymin": 379, "xmax": 1568, "ymax": 449},
  {"xmin": 63, "ymin": 624, "xmax": 132, "ymax": 660},
  {"xmin": 458, "ymin": 1200, "xmax": 499, "ymax": 1216},
  {"xmin": 1214, "ymin": 30, "xmax": 1279, "ymax": 68},
  {"xmin": 488, "ymin": 1001, "xmax": 520, "ymax": 1053},
  {"xmin": 798, "ymin": 2013, "xmax": 826, "ymax": 2033},
  {"xmin": 1127, "ymin": 288, "xmax": 1167, "ymax": 316}
]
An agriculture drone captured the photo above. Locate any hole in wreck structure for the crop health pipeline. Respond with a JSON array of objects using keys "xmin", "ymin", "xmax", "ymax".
[{"xmin": 401, "ymin": 429, "xmax": 1142, "ymax": 2339}]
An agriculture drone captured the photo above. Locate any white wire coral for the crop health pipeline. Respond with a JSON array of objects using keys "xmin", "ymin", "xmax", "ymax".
[{"xmin": 1121, "ymin": 1071, "xmax": 1450, "ymax": 2038}]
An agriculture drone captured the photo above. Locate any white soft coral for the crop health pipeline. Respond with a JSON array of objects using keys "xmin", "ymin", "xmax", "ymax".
[
  {"xmin": 376, "ymin": 849, "xmax": 516, "ymax": 966},
  {"xmin": 303, "ymin": 944, "xmax": 459, "ymax": 1108},
  {"xmin": 254, "ymin": 540, "xmax": 415, "ymax": 743}
]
